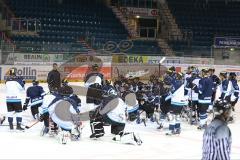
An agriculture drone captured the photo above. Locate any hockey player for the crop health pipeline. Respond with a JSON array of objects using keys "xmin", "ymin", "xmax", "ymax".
[
  {"xmin": 228, "ymin": 72, "xmax": 239, "ymax": 122},
  {"xmin": 157, "ymin": 70, "xmax": 176, "ymax": 129},
  {"xmin": 219, "ymin": 72, "xmax": 232, "ymax": 102},
  {"xmin": 85, "ymin": 64, "xmax": 105, "ymax": 105},
  {"xmin": 197, "ymin": 69, "xmax": 213, "ymax": 130},
  {"xmin": 208, "ymin": 68, "xmax": 221, "ymax": 104},
  {"xmin": 202, "ymin": 100, "xmax": 232, "ymax": 160},
  {"xmin": 99, "ymin": 87, "xmax": 142, "ymax": 145},
  {"xmin": 85, "ymin": 64, "xmax": 105, "ymax": 139},
  {"xmin": 166, "ymin": 72, "xmax": 188, "ymax": 135},
  {"xmin": 229, "ymin": 72, "xmax": 239, "ymax": 109},
  {"xmin": 39, "ymin": 80, "xmax": 81, "ymax": 142},
  {"xmin": 185, "ymin": 68, "xmax": 201, "ymax": 124},
  {"xmin": 5, "ymin": 68, "xmax": 25, "ymax": 130},
  {"xmin": 23, "ymin": 80, "xmax": 45, "ymax": 119}
]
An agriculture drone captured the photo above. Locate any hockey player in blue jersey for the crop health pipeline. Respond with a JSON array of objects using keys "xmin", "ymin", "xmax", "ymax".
[
  {"xmin": 229, "ymin": 72, "xmax": 239, "ymax": 109},
  {"xmin": 166, "ymin": 72, "xmax": 188, "ymax": 135},
  {"xmin": 185, "ymin": 68, "xmax": 201, "ymax": 124},
  {"xmin": 197, "ymin": 69, "xmax": 213, "ymax": 130},
  {"xmin": 208, "ymin": 68, "xmax": 221, "ymax": 103},
  {"xmin": 228, "ymin": 72, "xmax": 239, "ymax": 122},
  {"xmin": 5, "ymin": 68, "xmax": 25, "ymax": 131},
  {"xmin": 23, "ymin": 80, "xmax": 45, "ymax": 119},
  {"xmin": 219, "ymin": 72, "xmax": 232, "ymax": 102}
]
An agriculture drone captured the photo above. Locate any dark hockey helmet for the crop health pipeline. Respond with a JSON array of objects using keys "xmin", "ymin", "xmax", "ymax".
[
  {"xmin": 229, "ymin": 72, "xmax": 237, "ymax": 77},
  {"xmin": 169, "ymin": 66, "xmax": 176, "ymax": 72},
  {"xmin": 105, "ymin": 79, "xmax": 111, "ymax": 85},
  {"xmin": 32, "ymin": 80, "xmax": 39, "ymax": 86},
  {"xmin": 91, "ymin": 64, "xmax": 99, "ymax": 71},
  {"xmin": 201, "ymin": 68, "xmax": 209, "ymax": 75},
  {"xmin": 219, "ymin": 71, "xmax": 227, "ymax": 78},
  {"xmin": 208, "ymin": 67, "xmax": 215, "ymax": 72},
  {"xmin": 229, "ymin": 72, "xmax": 237, "ymax": 80},
  {"xmin": 58, "ymin": 85, "xmax": 73, "ymax": 96},
  {"xmin": 214, "ymin": 100, "xmax": 231, "ymax": 114}
]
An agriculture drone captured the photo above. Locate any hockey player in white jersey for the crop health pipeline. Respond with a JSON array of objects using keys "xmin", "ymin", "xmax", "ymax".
[
  {"xmin": 5, "ymin": 68, "xmax": 25, "ymax": 131},
  {"xmin": 166, "ymin": 72, "xmax": 188, "ymax": 135},
  {"xmin": 39, "ymin": 80, "xmax": 82, "ymax": 144}
]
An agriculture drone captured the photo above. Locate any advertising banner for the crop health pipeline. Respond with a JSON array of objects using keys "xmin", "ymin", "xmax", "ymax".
[
  {"xmin": 120, "ymin": 7, "xmax": 159, "ymax": 17},
  {"xmin": 64, "ymin": 66, "xmax": 112, "ymax": 81},
  {"xmin": 215, "ymin": 37, "xmax": 240, "ymax": 48},
  {"xmin": 1, "ymin": 65, "xmax": 52, "ymax": 81},
  {"xmin": 112, "ymin": 55, "xmax": 149, "ymax": 64}
]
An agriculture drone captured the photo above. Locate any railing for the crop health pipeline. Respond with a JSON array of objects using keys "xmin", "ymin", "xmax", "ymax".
[
  {"xmin": 137, "ymin": 27, "xmax": 157, "ymax": 39},
  {"xmin": 10, "ymin": 18, "xmax": 41, "ymax": 33},
  {"xmin": 0, "ymin": 0, "xmax": 16, "ymax": 26}
]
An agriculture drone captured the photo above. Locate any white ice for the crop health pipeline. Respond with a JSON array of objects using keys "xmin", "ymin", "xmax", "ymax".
[{"xmin": 0, "ymin": 82, "xmax": 239, "ymax": 159}]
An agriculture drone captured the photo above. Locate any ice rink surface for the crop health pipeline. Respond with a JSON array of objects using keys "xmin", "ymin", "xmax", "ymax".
[{"xmin": 0, "ymin": 82, "xmax": 239, "ymax": 159}]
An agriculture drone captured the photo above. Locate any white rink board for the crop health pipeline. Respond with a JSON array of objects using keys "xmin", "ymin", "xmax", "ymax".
[{"xmin": 0, "ymin": 82, "xmax": 239, "ymax": 159}]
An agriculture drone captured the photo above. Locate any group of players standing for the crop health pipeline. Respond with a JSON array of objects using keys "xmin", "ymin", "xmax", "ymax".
[
  {"xmin": 112, "ymin": 66, "xmax": 239, "ymax": 135},
  {"xmin": 0, "ymin": 63, "xmax": 239, "ymax": 146}
]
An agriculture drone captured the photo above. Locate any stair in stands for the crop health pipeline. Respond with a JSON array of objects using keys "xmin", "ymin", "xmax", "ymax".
[
  {"xmin": 109, "ymin": 5, "xmax": 138, "ymax": 38},
  {"xmin": 159, "ymin": 0, "xmax": 183, "ymax": 41},
  {"xmin": 157, "ymin": 38, "xmax": 174, "ymax": 56}
]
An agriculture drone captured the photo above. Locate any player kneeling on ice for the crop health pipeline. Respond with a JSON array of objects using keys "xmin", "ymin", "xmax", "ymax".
[
  {"xmin": 166, "ymin": 72, "xmax": 188, "ymax": 135},
  {"xmin": 202, "ymin": 100, "xmax": 232, "ymax": 160},
  {"xmin": 39, "ymin": 80, "xmax": 82, "ymax": 144},
  {"xmin": 23, "ymin": 80, "xmax": 45, "ymax": 119},
  {"xmin": 89, "ymin": 84, "xmax": 142, "ymax": 145}
]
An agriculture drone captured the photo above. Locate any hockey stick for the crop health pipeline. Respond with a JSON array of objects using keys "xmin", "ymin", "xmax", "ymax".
[{"xmin": 25, "ymin": 120, "xmax": 39, "ymax": 129}]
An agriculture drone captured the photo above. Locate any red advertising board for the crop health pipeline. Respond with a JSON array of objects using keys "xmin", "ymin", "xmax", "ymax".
[{"xmin": 64, "ymin": 66, "xmax": 112, "ymax": 81}]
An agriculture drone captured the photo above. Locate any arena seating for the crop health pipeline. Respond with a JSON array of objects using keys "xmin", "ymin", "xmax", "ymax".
[
  {"xmin": 6, "ymin": 0, "xmax": 162, "ymax": 54},
  {"xmin": 167, "ymin": 0, "xmax": 240, "ymax": 57}
]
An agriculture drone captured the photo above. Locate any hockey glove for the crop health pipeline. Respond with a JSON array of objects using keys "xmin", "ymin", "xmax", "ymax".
[{"xmin": 23, "ymin": 103, "xmax": 28, "ymax": 111}]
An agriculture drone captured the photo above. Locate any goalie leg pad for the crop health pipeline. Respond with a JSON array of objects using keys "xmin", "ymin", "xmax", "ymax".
[{"xmin": 120, "ymin": 132, "xmax": 142, "ymax": 145}]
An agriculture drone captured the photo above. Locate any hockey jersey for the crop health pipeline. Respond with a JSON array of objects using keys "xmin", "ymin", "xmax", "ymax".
[
  {"xmin": 219, "ymin": 79, "xmax": 232, "ymax": 100},
  {"xmin": 198, "ymin": 77, "xmax": 213, "ymax": 104},
  {"xmin": 185, "ymin": 76, "xmax": 201, "ymax": 101},
  {"xmin": 171, "ymin": 80, "xmax": 188, "ymax": 106},
  {"xmin": 230, "ymin": 79, "xmax": 239, "ymax": 101},
  {"xmin": 5, "ymin": 76, "xmax": 25, "ymax": 103},
  {"xmin": 84, "ymin": 72, "xmax": 104, "ymax": 87},
  {"xmin": 26, "ymin": 85, "xmax": 45, "ymax": 106}
]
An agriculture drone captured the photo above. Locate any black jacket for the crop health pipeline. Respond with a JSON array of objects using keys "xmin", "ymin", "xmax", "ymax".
[{"xmin": 47, "ymin": 70, "xmax": 61, "ymax": 90}]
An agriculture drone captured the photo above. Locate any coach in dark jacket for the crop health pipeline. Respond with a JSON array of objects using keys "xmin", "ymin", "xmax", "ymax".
[{"xmin": 47, "ymin": 63, "xmax": 61, "ymax": 92}]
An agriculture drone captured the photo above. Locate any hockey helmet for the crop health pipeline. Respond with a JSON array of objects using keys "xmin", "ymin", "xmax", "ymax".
[
  {"xmin": 9, "ymin": 68, "xmax": 16, "ymax": 76},
  {"xmin": 91, "ymin": 64, "xmax": 99, "ymax": 71},
  {"xmin": 219, "ymin": 71, "xmax": 227, "ymax": 78},
  {"xmin": 229, "ymin": 72, "xmax": 237, "ymax": 80},
  {"xmin": 169, "ymin": 66, "xmax": 176, "ymax": 72},
  {"xmin": 62, "ymin": 79, "xmax": 69, "ymax": 86},
  {"xmin": 105, "ymin": 79, "xmax": 111, "ymax": 85},
  {"xmin": 214, "ymin": 100, "xmax": 231, "ymax": 114},
  {"xmin": 229, "ymin": 72, "xmax": 237, "ymax": 77},
  {"xmin": 32, "ymin": 80, "xmax": 39, "ymax": 86}
]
